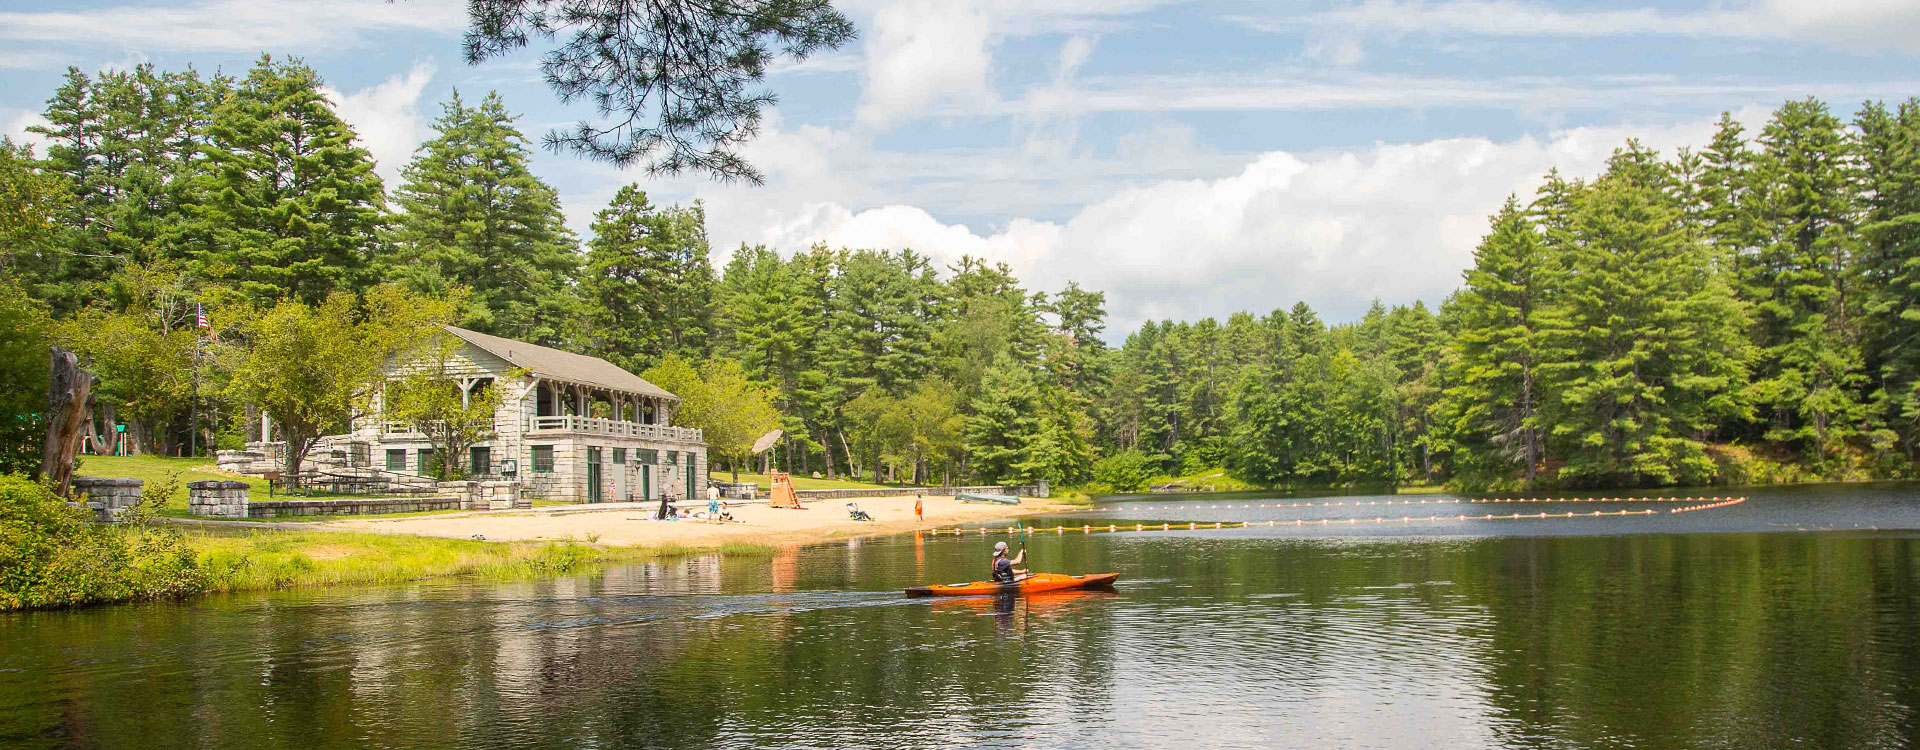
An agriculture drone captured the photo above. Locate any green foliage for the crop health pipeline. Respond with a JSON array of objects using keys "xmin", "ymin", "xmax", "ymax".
[
  {"xmin": 388, "ymin": 91, "xmax": 580, "ymax": 346},
  {"xmin": 577, "ymin": 185, "xmax": 713, "ymax": 369},
  {"xmin": 25, "ymin": 65, "xmax": 227, "ymax": 313},
  {"xmin": 1092, "ymin": 449, "xmax": 1157, "ymax": 493},
  {"xmin": 0, "ymin": 474, "xmax": 202, "ymax": 610},
  {"xmin": 1443, "ymin": 198, "xmax": 1550, "ymax": 489},
  {"xmin": 0, "ymin": 139, "xmax": 68, "ymax": 289},
  {"xmin": 57, "ymin": 262, "xmax": 206, "ymax": 456},
  {"xmin": 1535, "ymin": 146, "xmax": 1751, "ymax": 487},
  {"xmin": 226, "ymin": 286, "xmax": 449, "ymax": 483},
  {"xmin": 1742, "ymin": 99, "xmax": 1870, "ymax": 463},
  {"xmin": 181, "ymin": 55, "xmax": 385, "ymax": 303},
  {"xmin": 0, "ymin": 275, "xmax": 51, "ymax": 475},
  {"xmin": 643, "ymin": 354, "xmax": 782, "ymax": 481}
]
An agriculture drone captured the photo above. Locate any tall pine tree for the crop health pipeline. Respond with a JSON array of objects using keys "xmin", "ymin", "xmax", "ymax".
[
  {"xmin": 576, "ymin": 185, "xmax": 712, "ymax": 369},
  {"xmin": 182, "ymin": 55, "xmax": 385, "ymax": 303},
  {"xmin": 389, "ymin": 90, "xmax": 580, "ymax": 345}
]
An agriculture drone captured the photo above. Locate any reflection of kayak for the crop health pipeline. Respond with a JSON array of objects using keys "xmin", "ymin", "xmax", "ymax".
[
  {"xmin": 905, "ymin": 572, "xmax": 1119, "ymax": 597},
  {"xmin": 956, "ymin": 492, "xmax": 1019, "ymax": 505}
]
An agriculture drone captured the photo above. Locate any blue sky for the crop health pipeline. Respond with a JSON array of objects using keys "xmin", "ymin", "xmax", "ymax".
[{"xmin": 5, "ymin": 0, "xmax": 1920, "ymax": 332}]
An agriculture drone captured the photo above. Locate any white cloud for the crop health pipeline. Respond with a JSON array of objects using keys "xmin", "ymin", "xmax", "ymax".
[
  {"xmin": 850, "ymin": 0, "xmax": 1178, "ymax": 128},
  {"xmin": 0, "ymin": 0, "xmax": 466, "ymax": 53},
  {"xmin": 1244, "ymin": 0, "xmax": 1920, "ymax": 53},
  {"xmin": 856, "ymin": 0, "xmax": 1000, "ymax": 127},
  {"xmin": 690, "ymin": 112, "xmax": 1765, "ymax": 333},
  {"xmin": 323, "ymin": 62, "xmax": 437, "ymax": 186},
  {"xmin": 4, "ymin": 111, "xmax": 53, "ymax": 151}
]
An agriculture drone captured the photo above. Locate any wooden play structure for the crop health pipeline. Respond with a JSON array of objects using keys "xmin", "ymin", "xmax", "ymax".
[{"xmin": 768, "ymin": 470, "xmax": 804, "ymax": 509}]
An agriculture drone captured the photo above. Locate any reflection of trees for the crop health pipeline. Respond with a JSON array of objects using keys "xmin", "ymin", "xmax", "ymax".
[
  {"xmin": 1462, "ymin": 533, "xmax": 1920, "ymax": 747},
  {"xmin": 9, "ymin": 531, "xmax": 1919, "ymax": 747}
]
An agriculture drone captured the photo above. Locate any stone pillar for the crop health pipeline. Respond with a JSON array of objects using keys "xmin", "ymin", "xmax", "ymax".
[
  {"xmin": 187, "ymin": 480, "xmax": 251, "ymax": 518},
  {"xmin": 70, "ymin": 476, "xmax": 143, "ymax": 523},
  {"xmin": 481, "ymin": 480, "xmax": 526, "ymax": 510},
  {"xmin": 439, "ymin": 480, "xmax": 481, "ymax": 510}
]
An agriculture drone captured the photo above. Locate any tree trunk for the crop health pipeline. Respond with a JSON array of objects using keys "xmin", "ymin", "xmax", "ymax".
[
  {"xmin": 283, "ymin": 430, "xmax": 313, "ymax": 488},
  {"xmin": 40, "ymin": 347, "xmax": 95, "ymax": 497},
  {"xmin": 822, "ymin": 427, "xmax": 836, "ymax": 479}
]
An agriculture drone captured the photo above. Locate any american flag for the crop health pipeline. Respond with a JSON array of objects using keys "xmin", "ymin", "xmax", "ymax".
[{"xmin": 195, "ymin": 303, "xmax": 209, "ymax": 330}]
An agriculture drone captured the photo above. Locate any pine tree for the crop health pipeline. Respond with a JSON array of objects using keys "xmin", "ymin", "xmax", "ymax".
[
  {"xmin": 576, "ymin": 184, "xmax": 711, "ymax": 369},
  {"xmin": 27, "ymin": 64, "xmax": 225, "ymax": 312},
  {"xmin": 1698, "ymin": 112, "xmax": 1762, "ymax": 275},
  {"xmin": 182, "ymin": 55, "xmax": 386, "ymax": 303},
  {"xmin": 1744, "ymin": 98, "xmax": 1870, "ymax": 461},
  {"xmin": 1443, "ymin": 197, "xmax": 1550, "ymax": 488},
  {"xmin": 1856, "ymin": 98, "xmax": 1920, "ymax": 460},
  {"xmin": 389, "ymin": 90, "xmax": 581, "ymax": 346},
  {"xmin": 1537, "ymin": 147, "xmax": 1750, "ymax": 486},
  {"xmin": 965, "ymin": 356, "xmax": 1045, "ymax": 482}
]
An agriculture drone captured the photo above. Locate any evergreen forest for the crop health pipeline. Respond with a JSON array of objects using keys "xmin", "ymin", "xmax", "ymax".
[{"xmin": 5, "ymin": 57, "xmax": 1920, "ymax": 491}]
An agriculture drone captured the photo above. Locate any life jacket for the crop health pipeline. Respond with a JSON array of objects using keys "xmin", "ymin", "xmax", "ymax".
[{"xmin": 991, "ymin": 557, "xmax": 1014, "ymax": 583}]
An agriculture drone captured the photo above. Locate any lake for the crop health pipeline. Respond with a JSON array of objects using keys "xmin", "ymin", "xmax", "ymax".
[{"xmin": 4, "ymin": 483, "xmax": 1920, "ymax": 748}]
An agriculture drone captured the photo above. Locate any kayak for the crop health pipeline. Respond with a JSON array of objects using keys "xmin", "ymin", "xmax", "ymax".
[
  {"xmin": 905, "ymin": 572, "xmax": 1120, "ymax": 598},
  {"xmin": 956, "ymin": 492, "xmax": 1020, "ymax": 505}
]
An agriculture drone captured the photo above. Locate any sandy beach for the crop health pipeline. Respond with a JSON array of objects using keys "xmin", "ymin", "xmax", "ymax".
[{"xmin": 321, "ymin": 494, "xmax": 1071, "ymax": 547}]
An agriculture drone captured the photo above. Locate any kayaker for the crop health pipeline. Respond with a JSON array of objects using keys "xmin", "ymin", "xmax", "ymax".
[{"xmin": 991, "ymin": 541, "xmax": 1026, "ymax": 583}]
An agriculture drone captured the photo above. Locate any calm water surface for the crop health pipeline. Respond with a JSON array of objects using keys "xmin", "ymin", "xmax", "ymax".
[{"xmin": 5, "ymin": 483, "xmax": 1920, "ymax": 748}]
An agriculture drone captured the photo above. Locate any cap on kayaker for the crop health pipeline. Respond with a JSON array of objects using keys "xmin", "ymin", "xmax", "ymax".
[{"xmin": 993, "ymin": 541, "xmax": 1008, "ymax": 556}]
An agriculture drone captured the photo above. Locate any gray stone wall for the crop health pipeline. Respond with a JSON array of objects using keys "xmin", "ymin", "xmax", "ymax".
[
  {"xmin": 246, "ymin": 496, "xmax": 461, "ymax": 518},
  {"xmin": 436, "ymin": 480, "xmax": 528, "ymax": 510},
  {"xmin": 187, "ymin": 480, "xmax": 251, "ymax": 518},
  {"xmin": 70, "ymin": 477, "xmax": 144, "ymax": 523}
]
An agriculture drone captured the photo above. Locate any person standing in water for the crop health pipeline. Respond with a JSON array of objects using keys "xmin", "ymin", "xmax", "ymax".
[{"xmin": 991, "ymin": 540, "xmax": 1026, "ymax": 583}]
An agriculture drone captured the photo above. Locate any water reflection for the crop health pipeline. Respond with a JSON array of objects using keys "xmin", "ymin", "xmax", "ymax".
[{"xmin": 1, "ymin": 483, "xmax": 1918, "ymax": 748}]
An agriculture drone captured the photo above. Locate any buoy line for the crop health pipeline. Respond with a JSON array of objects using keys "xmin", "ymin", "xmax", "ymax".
[
  {"xmin": 1057, "ymin": 496, "xmax": 1741, "ymax": 512},
  {"xmin": 925, "ymin": 500, "xmax": 1746, "ymax": 536}
]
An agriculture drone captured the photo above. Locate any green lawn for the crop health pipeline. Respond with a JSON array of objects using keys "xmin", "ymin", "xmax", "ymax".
[
  {"xmin": 78, "ymin": 455, "xmax": 269, "ymax": 498},
  {"xmin": 722, "ymin": 471, "xmax": 895, "ymax": 491}
]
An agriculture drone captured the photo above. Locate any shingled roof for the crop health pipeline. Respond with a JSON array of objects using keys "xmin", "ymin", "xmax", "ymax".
[{"xmin": 441, "ymin": 325, "xmax": 677, "ymax": 400}]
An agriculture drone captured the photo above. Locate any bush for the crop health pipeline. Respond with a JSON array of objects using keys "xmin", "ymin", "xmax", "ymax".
[
  {"xmin": 0, "ymin": 474, "xmax": 204, "ymax": 610},
  {"xmin": 1092, "ymin": 450, "xmax": 1158, "ymax": 493}
]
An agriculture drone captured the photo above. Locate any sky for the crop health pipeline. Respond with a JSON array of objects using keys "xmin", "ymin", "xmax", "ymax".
[{"xmin": 4, "ymin": 0, "xmax": 1920, "ymax": 336}]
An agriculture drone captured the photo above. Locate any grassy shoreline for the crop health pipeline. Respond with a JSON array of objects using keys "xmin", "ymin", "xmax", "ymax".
[{"xmin": 180, "ymin": 527, "xmax": 778, "ymax": 594}]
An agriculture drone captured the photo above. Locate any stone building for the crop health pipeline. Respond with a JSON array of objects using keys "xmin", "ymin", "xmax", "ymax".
[{"xmin": 346, "ymin": 325, "xmax": 707, "ymax": 504}]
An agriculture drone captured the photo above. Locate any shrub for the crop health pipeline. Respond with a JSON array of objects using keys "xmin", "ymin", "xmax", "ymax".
[
  {"xmin": 0, "ymin": 474, "xmax": 204, "ymax": 610},
  {"xmin": 1092, "ymin": 449, "xmax": 1158, "ymax": 493}
]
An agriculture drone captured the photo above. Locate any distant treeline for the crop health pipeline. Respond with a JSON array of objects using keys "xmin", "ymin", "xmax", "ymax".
[{"xmin": 2, "ymin": 56, "xmax": 1916, "ymax": 489}]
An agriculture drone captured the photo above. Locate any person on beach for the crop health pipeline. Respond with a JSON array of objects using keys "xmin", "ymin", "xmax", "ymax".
[
  {"xmin": 915, "ymin": 494, "xmax": 923, "ymax": 523},
  {"xmin": 991, "ymin": 540, "xmax": 1026, "ymax": 583}
]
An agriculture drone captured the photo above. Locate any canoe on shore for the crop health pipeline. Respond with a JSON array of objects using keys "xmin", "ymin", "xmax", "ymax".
[
  {"xmin": 905, "ymin": 572, "xmax": 1120, "ymax": 597},
  {"xmin": 956, "ymin": 492, "xmax": 1020, "ymax": 505}
]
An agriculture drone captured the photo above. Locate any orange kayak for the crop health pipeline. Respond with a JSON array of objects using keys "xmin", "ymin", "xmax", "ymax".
[{"xmin": 905, "ymin": 572, "xmax": 1119, "ymax": 598}]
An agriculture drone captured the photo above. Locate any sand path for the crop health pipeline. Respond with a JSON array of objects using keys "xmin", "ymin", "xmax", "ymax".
[{"xmin": 320, "ymin": 494, "xmax": 1070, "ymax": 547}]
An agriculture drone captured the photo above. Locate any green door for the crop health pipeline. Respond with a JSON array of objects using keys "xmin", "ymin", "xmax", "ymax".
[
  {"xmin": 587, "ymin": 447, "xmax": 603, "ymax": 503},
  {"xmin": 641, "ymin": 464, "xmax": 653, "ymax": 501}
]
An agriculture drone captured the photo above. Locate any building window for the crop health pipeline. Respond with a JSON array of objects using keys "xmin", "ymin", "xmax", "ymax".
[
  {"xmin": 418, "ymin": 449, "xmax": 437, "ymax": 474},
  {"xmin": 386, "ymin": 449, "xmax": 406, "ymax": 471},
  {"xmin": 667, "ymin": 450, "xmax": 679, "ymax": 464},
  {"xmin": 613, "ymin": 448, "xmax": 625, "ymax": 464},
  {"xmin": 636, "ymin": 449, "xmax": 658, "ymax": 465},
  {"xmin": 470, "ymin": 446, "xmax": 491, "ymax": 475},
  {"xmin": 532, "ymin": 445, "xmax": 555, "ymax": 473}
]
